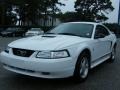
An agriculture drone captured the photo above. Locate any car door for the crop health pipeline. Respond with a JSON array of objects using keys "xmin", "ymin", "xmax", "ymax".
[{"xmin": 92, "ymin": 25, "xmax": 111, "ymax": 61}]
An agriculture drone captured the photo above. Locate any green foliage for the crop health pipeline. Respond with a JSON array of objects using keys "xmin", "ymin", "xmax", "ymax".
[
  {"xmin": 57, "ymin": 0, "xmax": 114, "ymax": 23},
  {"xmin": 0, "ymin": 0, "xmax": 64, "ymax": 26},
  {"xmin": 74, "ymin": 0, "xmax": 114, "ymax": 21},
  {"xmin": 104, "ymin": 23, "xmax": 120, "ymax": 34},
  {"xmin": 0, "ymin": 0, "xmax": 115, "ymax": 26},
  {"xmin": 0, "ymin": 1, "xmax": 18, "ymax": 25},
  {"xmin": 56, "ymin": 12, "xmax": 79, "ymax": 22}
]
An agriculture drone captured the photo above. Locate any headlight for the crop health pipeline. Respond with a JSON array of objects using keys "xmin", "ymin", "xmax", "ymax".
[
  {"xmin": 5, "ymin": 46, "xmax": 11, "ymax": 53},
  {"xmin": 36, "ymin": 50, "xmax": 70, "ymax": 59}
]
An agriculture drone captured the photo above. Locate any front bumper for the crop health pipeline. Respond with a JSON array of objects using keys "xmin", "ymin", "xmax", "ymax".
[{"xmin": 0, "ymin": 51, "xmax": 75, "ymax": 78}]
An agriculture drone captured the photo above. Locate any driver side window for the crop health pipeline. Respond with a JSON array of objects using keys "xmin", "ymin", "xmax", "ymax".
[{"xmin": 94, "ymin": 25, "xmax": 109, "ymax": 39}]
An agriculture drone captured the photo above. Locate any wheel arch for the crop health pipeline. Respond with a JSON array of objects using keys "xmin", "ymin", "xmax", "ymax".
[
  {"xmin": 73, "ymin": 48, "xmax": 92, "ymax": 80},
  {"xmin": 76, "ymin": 48, "xmax": 92, "ymax": 68}
]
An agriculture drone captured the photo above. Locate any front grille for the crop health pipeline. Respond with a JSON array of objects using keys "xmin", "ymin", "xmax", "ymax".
[{"xmin": 12, "ymin": 48, "xmax": 34, "ymax": 57}]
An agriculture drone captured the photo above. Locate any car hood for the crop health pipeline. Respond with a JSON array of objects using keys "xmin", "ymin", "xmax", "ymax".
[{"xmin": 8, "ymin": 35, "xmax": 91, "ymax": 51}]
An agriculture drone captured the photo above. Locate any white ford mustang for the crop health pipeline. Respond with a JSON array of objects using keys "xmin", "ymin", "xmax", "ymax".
[{"xmin": 0, "ymin": 22, "xmax": 117, "ymax": 81}]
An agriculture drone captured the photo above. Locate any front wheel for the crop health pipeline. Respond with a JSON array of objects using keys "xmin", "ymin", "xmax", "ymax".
[
  {"xmin": 74, "ymin": 52, "xmax": 90, "ymax": 82},
  {"xmin": 108, "ymin": 47, "xmax": 116, "ymax": 63}
]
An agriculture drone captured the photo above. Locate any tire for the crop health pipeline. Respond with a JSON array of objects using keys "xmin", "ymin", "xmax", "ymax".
[
  {"xmin": 74, "ymin": 51, "xmax": 90, "ymax": 82},
  {"xmin": 108, "ymin": 46, "xmax": 116, "ymax": 63}
]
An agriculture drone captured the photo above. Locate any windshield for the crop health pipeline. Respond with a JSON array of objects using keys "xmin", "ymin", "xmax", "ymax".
[{"xmin": 47, "ymin": 23, "xmax": 94, "ymax": 38}]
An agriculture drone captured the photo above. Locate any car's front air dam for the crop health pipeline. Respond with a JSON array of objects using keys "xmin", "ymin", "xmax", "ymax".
[{"xmin": 0, "ymin": 51, "xmax": 75, "ymax": 78}]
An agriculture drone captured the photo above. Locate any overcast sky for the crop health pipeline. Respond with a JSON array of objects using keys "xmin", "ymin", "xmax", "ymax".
[{"xmin": 59, "ymin": 0, "xmax": 119, "ymax": 23}]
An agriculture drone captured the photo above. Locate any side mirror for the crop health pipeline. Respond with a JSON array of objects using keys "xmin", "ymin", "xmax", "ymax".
[{"xmin": 95, "ymin": 33, "xmax": 105, "ymax": 39}]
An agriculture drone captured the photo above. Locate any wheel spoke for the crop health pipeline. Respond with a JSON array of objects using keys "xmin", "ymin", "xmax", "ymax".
[{"xmin": 80, "ymin": 57, "xmax": 89, "ymax": 78}]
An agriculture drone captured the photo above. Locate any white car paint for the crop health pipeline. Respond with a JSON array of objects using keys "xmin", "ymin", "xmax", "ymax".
[
  {"xmin": 0, "ymin": 22, "xmax": 117, "ymax": 79},
  {"xmin": 8, "ymin": 35, "xmax": 90, "ymax": 51}
]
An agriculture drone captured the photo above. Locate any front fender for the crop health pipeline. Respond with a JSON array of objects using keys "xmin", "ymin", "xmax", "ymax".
[
  {"xmin": 75, "ymin": 44, "xmax": 92, "ymax": 61},
  {"xmin": 60, "ymin": 42, "xmax": 93, "ymax": 67}
]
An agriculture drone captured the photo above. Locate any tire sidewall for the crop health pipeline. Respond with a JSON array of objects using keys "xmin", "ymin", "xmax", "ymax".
[
  {"xmin": 74, "ymin": 52, "xmax": 90, "ymax": 82},
  {"xmin": 109, "ymin": 46, "xmax": 116, "ymax": 62}
]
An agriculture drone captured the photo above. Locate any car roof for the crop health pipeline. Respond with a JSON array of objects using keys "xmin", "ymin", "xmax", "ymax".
[{"xmin": 65, "ymin": 22, "xmax": 101, "ymax": 26}]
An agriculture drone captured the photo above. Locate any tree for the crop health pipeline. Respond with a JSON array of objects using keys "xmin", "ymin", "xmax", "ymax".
[
  {"xmin": 57, "ymin": 12, "xmax": 79, "ymax": 22},
  {"xmin": 14, "ymin": 0, "xmax": 42, "ymax": 26},
  {"xmin": 74, "ymin": 0, "xmax": 114, "ymax": 22},
  {"xmin": 3, "ymin": 0, "xmax": 64, "ymax": 26},
  {"xmin": 104, "ymin": 23, "xmax": 120, "ymax": 34},
  {"xmin": 0, "ymin": 0, "xmax": 18, "ymax": 26},
  {"xmin": 40, "ymin": 0, "xmax": 65, "ymax": 26},
  {"xmin": 0, "ymin": 0, "xmax": 66, "ymax": 25},
  {"xmin": 49, "ymin": 0, "xmax": 65, "ymax": 26}
]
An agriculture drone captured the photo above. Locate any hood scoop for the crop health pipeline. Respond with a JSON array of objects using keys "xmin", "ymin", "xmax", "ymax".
[{"xmin": 41, "ymin": 35, "xmax": 56, "ymax": 38}]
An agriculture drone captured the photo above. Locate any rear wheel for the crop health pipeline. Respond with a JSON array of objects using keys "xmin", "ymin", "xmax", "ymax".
[{"xmin": 74, "ymin": 52, "xmax": 90, "ymax": 82}]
